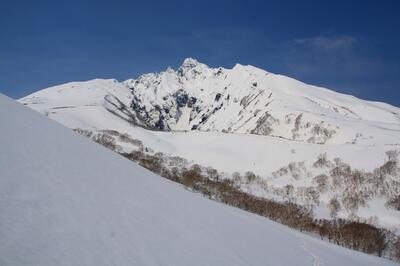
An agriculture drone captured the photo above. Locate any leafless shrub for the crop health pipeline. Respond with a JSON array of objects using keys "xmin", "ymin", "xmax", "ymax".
[
  {"xmin": 232, "ymin": 172, "xmax": 242, "ymax": 184},
  {"xmin": 342, "ymin": 190, "xmax": 366, "ymax": 213},
  {"xmin": 291, "ymin": 113, "xmax": 303, "ymax": 139},
  {"xmin": 386, "ymin": 150, "xmax": 399, "ymax": 162},
  {"xmin": 328, "ymin": 198, "xmax": 341, "ymax": 218},
  {"xmin": 371, "ymin": 151, "xmax": 399, "ymax": 196},
  {"xmin": 181, "ymin": 164, "xmax": 203, "ymax": 187},
  {"xmin": 255, "ymin": 177, "xmax": 268, "ymax": 190},
  {"xmin": 345, "ymin": 169, "xmax": 365, "ymax": 187},
  {"xmin": 118, "ymin": 133, "xmax": 144, "ymax": 147},
  {"xmin": 92, "ymin": 133, "xmax": 120, "ymax": 152},
  {"xmin": 308, "ymin": 122, "xmax": 336, "ymax": 144},
  {"xmin": 250, "ymin": 112, "xmax": 278, "ymax": 136},
  {"xmin": 378, "ymin": 160, "xmax": 397, "ymax": 176},
  {"xmin": 167, "ymin": 156, "xmax": 189, "ymax": 168},
  {"xmin": 273, "ymin": 161, "xmax": 309, "ymax": 180},
  {"xmin": 244, "ymin": 171, "xmax": 256, "ymax": 183},
  {"xmin": 303, "ymin": 187, "xmax": 320, "ymax": 206},
  {"xmin": 100, "ymin": 129, "xmax": 120, "ymax": 136},
  {"xmin": 283, "ymin": 184, "xmax": 295, "ymax": 202},
  {"xmin": 291, "ymin": 162, "xmax": 308, "ymax": 180},
  {"xmin": 313, "ymin": 153, "xmax": 330, "ymax": 168},
  {"xmin": 330, "ymin": 159, "xmax": 351, "ymax": 189},
  {"xmin": 386, "ymin": 195, "xmax": 400, "ymax": 211},
  {"xmin": 391, "ymin": 237, "xmax": 400, "ymax": 261},
  {"xmin": 313, "ymin": 174, "xmax": 328, "ymax": 192},
  {"xmin": 272, "ymin": 166, "xmax": 288, "ymax": 177},
  {"xmin": 206, "ymin": 167, "xmax": 219, "ymax": 181},
  {"xmin": 73, "ymin": 128, "xmax": 93, "ymax": 138}
]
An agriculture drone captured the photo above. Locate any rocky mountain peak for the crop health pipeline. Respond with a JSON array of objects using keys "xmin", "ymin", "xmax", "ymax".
[{"xmin": 180, "ymin": 57, "xmax": 201, "ymax": 68}]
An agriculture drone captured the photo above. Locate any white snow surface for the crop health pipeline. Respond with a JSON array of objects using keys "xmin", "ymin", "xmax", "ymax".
[
  {"xmin": 0, "ymin": 93, "xmax": 397, "ymax": 266},
  {"xmin": 18, "ymin": 59, "xmax": 400, "ymax": 231}
]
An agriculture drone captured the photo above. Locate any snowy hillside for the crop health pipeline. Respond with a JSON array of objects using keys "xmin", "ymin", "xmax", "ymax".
[
  {"xmin": 19, "ymin": 59, "xmax": 400, "ymax": 233},
  {"xmin": 2, "ymin": 93, "xmax": 397, "ymax": 265}
]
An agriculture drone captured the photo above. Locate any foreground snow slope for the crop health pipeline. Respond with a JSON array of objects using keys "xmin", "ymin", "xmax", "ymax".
[{"xmin": 0, "ymin": 94, "xmax": 396, "ymax": 265}]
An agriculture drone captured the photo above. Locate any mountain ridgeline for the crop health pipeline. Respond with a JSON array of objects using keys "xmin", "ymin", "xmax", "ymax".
[
  {"xmin": 122, "ymin": 58, "xmax": 400, "ymax": 144},
  {"xmin": 21, "ymin": 58, "xmax": 400, "ymax": 146}
]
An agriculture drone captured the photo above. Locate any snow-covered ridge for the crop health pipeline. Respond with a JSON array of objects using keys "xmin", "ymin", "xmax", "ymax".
[
  {"xmin": 123, "ymin": 57, "xmax": 400, "ymax": 145},
  {"xmin": 18, "ymin": 58, "xmax": 400, "ymax": 233},
  {"xmin": 2, "ymin": 93, "xmax": 397, "ymax": 265},
  {"xmin": 21, "ymin": 58, "xmax": 400, "ymax": 145}
]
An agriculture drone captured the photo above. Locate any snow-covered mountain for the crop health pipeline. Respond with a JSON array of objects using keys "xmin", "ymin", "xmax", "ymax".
[
  {"xmin": 125, "ymin": 58, "xmax": 400, "ymax": 143},
  {"xmin": 22, "ymin": 58, "xmax": 400, "ymax": 145},
  {"xmin": 19, "ymin": 59, "xmax": 400, "ymax": 234},
  {"xmin": 3, "ymin": 92, "xmax": 398, "ymax": 265}
]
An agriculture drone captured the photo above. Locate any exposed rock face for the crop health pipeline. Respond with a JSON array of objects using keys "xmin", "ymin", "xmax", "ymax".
[{"xmin": 122, "ymin": 58, "xmax": 375, "ymax": 144}]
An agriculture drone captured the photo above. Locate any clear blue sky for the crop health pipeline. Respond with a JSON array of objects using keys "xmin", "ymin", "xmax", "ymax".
[{"xmin": 1, "ymin": 0, "xmax": 399, "ymax": 107}]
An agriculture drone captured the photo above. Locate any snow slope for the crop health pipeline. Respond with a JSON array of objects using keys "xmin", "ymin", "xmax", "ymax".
[
  {"xmin": 18, "ymin": 59, "xmax": 400, "ymax": 231},
  {"xmin": 0, "ymin": 93, "xmax": 397, "ymax": 266}
]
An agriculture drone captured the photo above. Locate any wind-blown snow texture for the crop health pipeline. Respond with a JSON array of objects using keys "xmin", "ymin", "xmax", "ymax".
[
  {"xmin": 19, "ymin": 59, "xmax": 400, "ymax": 230},
  {"xmin": 0, "ymin": 93, "xmax": 397, "ymax": 266}
]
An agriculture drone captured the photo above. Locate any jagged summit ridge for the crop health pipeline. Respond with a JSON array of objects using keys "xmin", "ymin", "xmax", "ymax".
[
  {"xmin": 179, "ymin": 57, "xmax": 201, "ymax": 69},
  {"xmin": 120, "ymin": 58, "xmax": 400, "ymax": 144}
]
